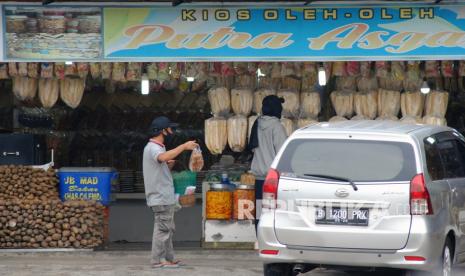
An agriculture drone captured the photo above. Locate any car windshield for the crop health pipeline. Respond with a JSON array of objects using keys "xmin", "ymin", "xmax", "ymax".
[{"xmin": 277, "ymin": 139, "xmax": 417, "ymax": 182}]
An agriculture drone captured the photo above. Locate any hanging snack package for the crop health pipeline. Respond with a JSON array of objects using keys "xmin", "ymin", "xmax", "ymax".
[
  {"xmin": 147, "ymin": 63, "xmax": 158, "ymax": 80},
  {"xmin": 89, "ymin": 63, "xmax": 101, "ymax": 79},
  {"xmin": 277, "ymin": 89, "xmax": 300, "ymax": 118},
  {"xmin": 330, "ymin": 90, "xmax": 354, "ymax": 118},
  {"xmin": 425, "ymin": 61, "xmax": 439, "ymax": 78},
  {"xmin": 208, "ymin": 86, "xmax": 231, "ymax": 116},
  {"xmin": 54, "ymin": 63, "xmax": 65, "ymax": 80},
  {"xmin": 27, "ymin": 63, "xmax": 39, "ymax": 78},
  {"xmin": 227, "ymin": 115, "xmax": 248, "ymax": 152},
  {"xmin": 346, "ymin": 61, "xmax": 360, "ymax": 77},
  {"xmin": 8, "ymin": 62, "xmax": 18, "ymax": 77},
  {"xmin": 0, "ymin": 63, "xmax": 9, "ymax": 79},
  {"xmin": 126, "ymin": 62, "xmax": 142, "ymax": 81},
  {"xmin": 112, "ymin": 62, "xmax": 126, "ymax": 82},
  {"xmin": 354, "ymin": 90, "xmax": 378, "ymax": 119},
  {"xmin": 375, "ymin": 61, "xmax": 389, "ymax": 78},
  {"xmin": 441, "ymin": 61, "xmax": 454, "ymax": 78},
  {"xmin": 459, "ymin": 61, "xmax": 465, "ymax": 77},
  {"xmin": 205, "ymin": 117, "xmax": 228, "ymax": 155},
  {"xmin": 360, "ymin": 61, "xmax": 372, "ymax": 78},
  {"xmin": 64, "ymin": 62, "xmax": 77, "ymax": 76},
  {"xmin": 101, "ymin": 63, "xmax": 112, "ymax": 79},
  {"xmin": 41, "ymin": 63, "xmax": 54, "ymax": 79},
  {"xmin": 77, "ymin": 62, "xmax": 89, "ymax": 79},
  {"xmin": 189, "ymin": 146, "xmax": 204, "ymax": 172},
  {"xmin": 18, "ymin": 62, "xmax": 28, "ymax": 77},
  {"xmin": 332, "ymin": 62, "xmax": 347, "ymax": 77}
]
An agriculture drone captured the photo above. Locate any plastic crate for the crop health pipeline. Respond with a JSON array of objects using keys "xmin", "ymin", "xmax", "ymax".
[{"xmin": 173, "ymin": 171, "xmax": 197, "ymax": 195}]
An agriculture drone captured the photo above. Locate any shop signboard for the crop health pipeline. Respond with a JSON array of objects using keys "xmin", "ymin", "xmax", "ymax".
[
  {"xmin": 58, "ymin": 167, "xmax": 117, "ymax": 206},
  {"xmin": 3, "ymin": 6, "xmax": 102, "ymax": 60},
  {"xmin": 3, "ymin": 4, "xmax": 465, "ymax": 61},
  {"xmin": 103, "ymin": 5, "xmax": 465, "ymax": 61}
]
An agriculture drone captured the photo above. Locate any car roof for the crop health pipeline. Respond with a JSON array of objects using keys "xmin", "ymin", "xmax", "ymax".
[{"xmin": 298, "ymin": 120, "xmax": 452, "ymax": 137}]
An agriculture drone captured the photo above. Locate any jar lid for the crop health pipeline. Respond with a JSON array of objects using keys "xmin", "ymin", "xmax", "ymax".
[
  {"xmin": 236, "ymin": 184, "xmax": 255, "ymax": 190},
  {"xmin": 209, "ymin": 183, "xmax": 231, "ymax": 191}
]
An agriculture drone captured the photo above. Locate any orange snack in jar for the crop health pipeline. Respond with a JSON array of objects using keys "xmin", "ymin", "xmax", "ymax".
[
  {"xmin": 206, "ymin": 185, "xmax": 232, "ymax": 220},
  {"xmin": 233, "ymin": 186, "xmax": 255, "ymax": 220}
]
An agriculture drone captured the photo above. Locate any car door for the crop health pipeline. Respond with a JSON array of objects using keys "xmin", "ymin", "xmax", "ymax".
[{"xmin": 436, "ymin": 132, "xmax": 465, "ymax": 254}]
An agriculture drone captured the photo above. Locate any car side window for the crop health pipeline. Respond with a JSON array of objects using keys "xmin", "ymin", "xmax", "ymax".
[
  {"xmin": 437, "ymin": 139, "xmax": 465, "ymax": 179},
  {"xmin": 424, "ymin": 137, "xmax": 445, "ymax": 181},
  {"xmin": 455, "ymin": 138, "xmax": 465, "ymax": 173}
]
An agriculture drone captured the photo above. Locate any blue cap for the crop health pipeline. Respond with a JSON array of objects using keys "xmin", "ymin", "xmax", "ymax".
[{"xmin": 149, "ymin": 116, "xmax": 179, "ymax": 136}]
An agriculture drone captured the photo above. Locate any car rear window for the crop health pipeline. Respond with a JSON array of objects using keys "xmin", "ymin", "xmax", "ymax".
[{"xmin": 277, "ymin": 139, "xmax": 417, "ymax": 182}]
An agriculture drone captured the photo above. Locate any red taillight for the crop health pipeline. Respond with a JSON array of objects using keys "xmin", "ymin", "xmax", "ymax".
[
  {"xmin": 410, "ymin": 173, "xmax": 433, "ymax": 215},
  {"xmin": 260, "ymin": 249, "xmax": 279, "ymax": 255},
  {"xmin": 404, "ymin": 256, "xmax": 426, "ymax": 261},
  {"xmin": 263, "ymin": 169, "xmax": 279, "ymax": 209}
]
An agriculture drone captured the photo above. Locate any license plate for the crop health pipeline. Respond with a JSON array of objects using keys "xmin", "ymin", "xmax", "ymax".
[{"xmin": 315, "ymin": 207, "xmax": 369, "ymax": 226}]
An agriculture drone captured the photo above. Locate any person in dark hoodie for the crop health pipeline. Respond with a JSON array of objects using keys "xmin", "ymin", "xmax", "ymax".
[{"xmin": 249, "ymin": 95, "xmax": 288, "ymax": 232}]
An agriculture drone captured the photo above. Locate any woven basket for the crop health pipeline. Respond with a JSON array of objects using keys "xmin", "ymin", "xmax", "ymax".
[{"xmin": 179, "ymin": 194, "xmax": 196, "ymax": 207}]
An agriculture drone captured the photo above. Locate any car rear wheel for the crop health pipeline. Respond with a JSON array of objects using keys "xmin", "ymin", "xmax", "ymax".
[
  {"xmin": 263, "ymin": 263, "xmax": 295, "ymax": 276},
  {"xmin": 400, "ymin": 238, "xmax": 453, "ymax": 276},
  {"xmin": 440, "ymin": 238, "xmax": 453, "ymax": 276}
]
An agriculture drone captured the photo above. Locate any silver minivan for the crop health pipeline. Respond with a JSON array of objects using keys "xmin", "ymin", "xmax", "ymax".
[{"xmin": 258, "ymin": 121, "xmax": 465, "ymax": 276}]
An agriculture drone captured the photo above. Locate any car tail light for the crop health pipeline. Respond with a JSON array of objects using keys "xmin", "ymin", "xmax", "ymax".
[
  {"xmin": 404, "ymin": 256, "xmax": 426, "ymax": 261},
  {"xmin": 263, "ymin": 169, "xmax": 279, "ymax": 209},
  {"xmin": 260, "ymin": 249, "xmax": 279, "ymax": 255},
  {"xmin": 410, "ymin": 173, "xmax": 433, "ymax": 215}
]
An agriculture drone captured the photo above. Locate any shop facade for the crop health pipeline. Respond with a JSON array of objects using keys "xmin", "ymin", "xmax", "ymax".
[{"xmin": 0, "ymin": 1, "xmax": 465, "ymax": 249}]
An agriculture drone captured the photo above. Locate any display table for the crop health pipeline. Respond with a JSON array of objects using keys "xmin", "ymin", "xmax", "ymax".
[{"xmin": 202, "ymin": 182, "xmax": 255, "ymax": 249}]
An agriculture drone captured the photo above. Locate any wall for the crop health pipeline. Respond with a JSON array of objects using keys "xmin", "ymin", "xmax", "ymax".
[{"xmin": 108, "ymin": 199, "xmax": 202, "ymax": 243}]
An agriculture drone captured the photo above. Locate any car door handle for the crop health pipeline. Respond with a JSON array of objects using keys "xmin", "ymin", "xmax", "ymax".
[{"xmin": 282, "ymin": 189, "xmax": 299, "ymax": 192}]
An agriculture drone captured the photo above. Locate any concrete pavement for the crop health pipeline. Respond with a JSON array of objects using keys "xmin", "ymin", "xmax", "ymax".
[{"xmin": 0, "ymin": 250, "xmax": 465, "ymax": 276}]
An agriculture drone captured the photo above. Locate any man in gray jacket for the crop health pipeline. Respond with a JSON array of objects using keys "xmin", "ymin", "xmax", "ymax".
[
  {"xmin": 249, "ymin": 95, "xmax": 288, "ymax": 231},
  {"xmin": 143, "ymin": 116, "xmax": 198, "ymax": 269}
]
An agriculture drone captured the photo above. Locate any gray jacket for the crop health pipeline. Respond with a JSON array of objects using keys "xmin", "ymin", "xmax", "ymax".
[{"xmin": 251, "ymin": 116, "xmax": 288, "ymax": 180}]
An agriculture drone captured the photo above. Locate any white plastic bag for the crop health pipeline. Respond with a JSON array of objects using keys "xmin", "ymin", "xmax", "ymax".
[{"xmin": 189, "ymin": 147, "xmax": 204, "ymax": 172}]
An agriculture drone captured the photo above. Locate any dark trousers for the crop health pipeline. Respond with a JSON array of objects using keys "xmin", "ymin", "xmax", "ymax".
[{"xmin": 255, "ymin": 179, "xmax": 264, "ymax": 233}]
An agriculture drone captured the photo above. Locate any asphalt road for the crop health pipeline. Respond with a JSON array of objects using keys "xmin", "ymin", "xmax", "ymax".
[{"xmin": 0, "ymin": 250, "xmax": 464, "ymax": 276}]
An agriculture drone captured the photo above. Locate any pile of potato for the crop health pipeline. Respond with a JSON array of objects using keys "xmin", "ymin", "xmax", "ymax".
[
  {"xmin": 0, "ymin": 166, "xmax": 59, "ymax": 200},
  {"xmin": 0, "ymin": 165, "xmax": 105, "ymax": 249}
]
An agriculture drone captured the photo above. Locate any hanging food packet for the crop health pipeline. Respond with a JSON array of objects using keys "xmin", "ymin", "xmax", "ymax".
[
  {"xmin": 101, "ymin": 63, "xmax": 113, "ymax": 79},
  {"xmin": 65, "ymin": 63, "xmax": 77, "ymax": 76},
  {"xmin": 18, "ymin": 63, "xmax": 28, "ymax": 77},
  {"xmin": 27, "ymin": 63, "xmax": 39, "ymax": 78},
  {"xmin": 126, "ymin": 62, "xmax": 142, "ymax": 81},
  {"xmin": 0, "ymin": 63, "xmax": 9, "ymax": 79},
  {"xmin": 112, "ymin": 62, "xmax": 126, "ymax": 82},
  {"xmin": 54, "ymin": 63, "xmax": 65, "ymax": 80},
  {"xmin": 189, "ymin": 146, "xmax": 204, "ymax": 172},
  {"xmin": 77, "ymin": 62, "xmax": 89, "ymax": 79},
  {"xmin": 8, "ymin": 62, "xmax": 18, "ymax": 77},
  {"xmin": 41, "ymin": 63, "xmax": 54, "ymax": 78},
  {"xmin": 89, "ymin": 63, "xmax": 101, "ymax": 79}
]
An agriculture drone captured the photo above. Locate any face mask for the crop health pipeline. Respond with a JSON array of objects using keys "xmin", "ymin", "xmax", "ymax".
[{"xmin": 163, "ymin": 130, "xmax": 175, "ymax": 143}]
